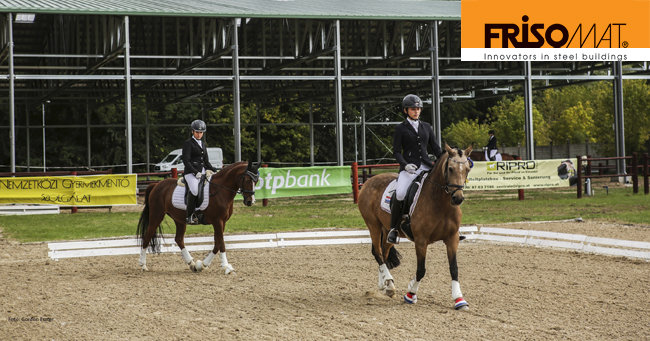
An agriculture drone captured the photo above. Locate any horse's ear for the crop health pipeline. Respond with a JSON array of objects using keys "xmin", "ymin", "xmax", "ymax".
[
  {"xmin": 254, "ymin": 161, "xmax": 262, "ymax": 170},
  {"xmin": 444, "ymin": 143, "xmax": 454, "ymax": 155},
  {"xmin": 464, "ymin": 145, "xmax": 473, "ymax": 156}
]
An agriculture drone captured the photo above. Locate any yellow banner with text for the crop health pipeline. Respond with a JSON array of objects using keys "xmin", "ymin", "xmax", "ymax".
[{"xmin": 0, "ymin": 174, "xmax": 137, "ymax": 206}]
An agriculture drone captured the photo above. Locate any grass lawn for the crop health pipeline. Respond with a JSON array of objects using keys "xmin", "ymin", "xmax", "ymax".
[{"xmin": 1, "ymin": 179, "xmax": 648, "ymax": 243}]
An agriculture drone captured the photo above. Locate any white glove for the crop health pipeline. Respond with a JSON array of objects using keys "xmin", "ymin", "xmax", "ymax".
[
  {"xmin": 195, "ymin": 172, "xmax": 202, "ymax": 179},
  {"xmin": 405, "ymin": 164, "xmax": 417, "ymax": 174}
]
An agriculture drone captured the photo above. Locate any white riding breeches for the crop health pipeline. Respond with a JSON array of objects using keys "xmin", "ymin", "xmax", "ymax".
[
  {"xmin": 185, "ymin": 168, "xmax": 205, "ymax": 196},
  {"xmin": 485, "ymin": 149, "xmax": 497, "ymax": 160},
  {"xmin": 395, "ymin": 165, "xmax": 431, "ymax": 201}
]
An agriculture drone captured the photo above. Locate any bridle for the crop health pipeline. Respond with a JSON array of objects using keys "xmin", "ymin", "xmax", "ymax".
[
  {"xmin": 210, "ymin": 166, "xmax": 259, "ymax": 200},
  {"xmin": 426, "ymin": 155, "xmax": 472, "ymax": 198}
]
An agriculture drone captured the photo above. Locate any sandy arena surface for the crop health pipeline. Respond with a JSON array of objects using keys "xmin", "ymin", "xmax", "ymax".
[{"xmin": 1, "ymin": 221, "xmax": 649, "ymax": 340}]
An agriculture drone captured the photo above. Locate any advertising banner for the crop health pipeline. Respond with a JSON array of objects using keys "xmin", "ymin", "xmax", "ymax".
[
  {"xmin": 461, "ymin": 0, "xmax": 650, "ymax": 61},
  {"xmin": 465, "ymin": 158, "xmax": 577, "ymax": 191},
  {"xmin": 0, "ymin": 174, "xmax": 137, "ymax": 206},
  {"xmin": 253, "ymin": 166, "xmax": 351, "ymax": 199}
]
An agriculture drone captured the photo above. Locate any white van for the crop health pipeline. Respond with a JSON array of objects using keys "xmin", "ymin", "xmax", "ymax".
[{"xmin": 154, "ymin": 148, "xmax": 223, "ymax": 173}]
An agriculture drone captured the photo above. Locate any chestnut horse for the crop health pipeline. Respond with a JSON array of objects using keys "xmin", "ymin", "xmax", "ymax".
[
  {"xmin": 358, "ymin": 144, "xmax": 473, "ymax": 310},
  {"xmin": 469, "ymin": 150, "xmax": 517, "ymax": 161},
  {"xmin": 137, "ymin": 161, "xmax": 260, "ymax": 273}
]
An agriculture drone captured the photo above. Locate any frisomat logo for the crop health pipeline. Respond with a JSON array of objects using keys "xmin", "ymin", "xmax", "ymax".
[{"xmin": 461, "ymin": 0, "xmax": 650, "ymax": 61}]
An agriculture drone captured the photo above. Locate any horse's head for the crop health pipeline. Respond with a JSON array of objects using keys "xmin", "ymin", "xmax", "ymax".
[
  {"xmin": 443, "ymin": 143, "xmax": 473, "ymax": 206},
  {"xmin": 240, "ymin": 161, "xmax": 262, "ymax": 206}
]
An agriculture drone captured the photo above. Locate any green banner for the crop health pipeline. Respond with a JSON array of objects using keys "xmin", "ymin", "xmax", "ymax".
[
  {"xmin": 253, "ymin": 166, "xmax": 352, "ymax": 199},
  {"xmin": 465, "ymin": 158, "xmax": 577, "ymax": 190}
]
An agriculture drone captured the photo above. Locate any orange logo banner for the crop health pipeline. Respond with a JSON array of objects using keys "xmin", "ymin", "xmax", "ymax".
[{"xmin": 461, "ymin": 0, "xmax": 650, "ymax": 61}]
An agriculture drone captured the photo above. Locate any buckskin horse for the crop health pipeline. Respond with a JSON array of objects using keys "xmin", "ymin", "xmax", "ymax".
[
  {"xmin": 137, "ymin": 161, "xmax": 260, "ymax": 273},
  {"xmin": 357, "ymin": 144, "xmax": 473, "ymax": 310}
]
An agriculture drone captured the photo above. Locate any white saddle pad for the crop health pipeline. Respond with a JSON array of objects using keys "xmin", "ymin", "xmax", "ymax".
[
  {"xmin": 171, "ymin": 179, "xmax": 211, "ymax": 211},
  {"xmin": 380, "ymin": 173, "xmax": 428, "ymax": 216}
]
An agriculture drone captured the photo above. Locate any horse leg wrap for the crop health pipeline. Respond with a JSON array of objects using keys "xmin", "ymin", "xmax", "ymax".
[
  {"xmin": 378, "ymin": 264, "xmax": 394, "ymax": 290},
  {"xmin": 407, "ymin": 277, "xmax": 421, "ymax": 294},
  {"xmin": 139, "ymin": 248, "xmax": 148, "ymax": 271},
  {"xmin": 220, "ymin": 252, "xmax": 235, "ymax": 274},
  {"xmin": 451, "ymin": 280, "xmax": 469, "ymax": 310},
  {"xmin": 181, "ymin": 248, "xmax": 194, "ymax": 264},
  {"xmin": 403, "ymin": 277, "xmax": 420, "ymax": 304},
  {"xmin": 202, "ymin": 252, "xmax": 217, "ymax": 267}
]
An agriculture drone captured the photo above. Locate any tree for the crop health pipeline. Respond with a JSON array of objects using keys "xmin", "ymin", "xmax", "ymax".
[
  {"xmin": 591, "ymin": 80, "xmax": 650, "ymax": 156},
  {"xmin": 486, "ymin": 96, "xmax": 549, "ymax": 146},
  {"xmin": 442, "ymin": 118, "xmax": 490, "ymax": 149}
]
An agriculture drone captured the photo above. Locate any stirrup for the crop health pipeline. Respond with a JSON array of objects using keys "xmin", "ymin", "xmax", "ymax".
[
  {"xmin": 387, "ymin": 228, "xmax": 400, "ymax": 244},
  {"xmin": 186, "ymin": 214, "xmax": 199, "ymax": 225}
]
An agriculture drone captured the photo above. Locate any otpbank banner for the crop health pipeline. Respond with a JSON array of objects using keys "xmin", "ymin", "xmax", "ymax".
[
  {"xmin": 0, "ymin": 174, "xmax": 137, "ymax": 206},
  {"xmin": 253, "ymin": 166, "xmax": 351, "ymax": 199},
  {"xmin": 465, "ymin": 159, "xmax": 577, "ymax": 191},
  {"xmin": 461, "ymin": 0, "xmax": 650, "ymax": 61}
]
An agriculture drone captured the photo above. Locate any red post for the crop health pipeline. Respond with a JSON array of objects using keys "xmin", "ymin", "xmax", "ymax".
[
  {"xmin": 643, "ymin": 153, "xmax": 650, "ymax": 194},
  {"xmin": 632, "ymin": 153, "xmax": 638, "ymax": 194},
  {"xmin": 171, "ymin": 168, "xmax": 178, "ymax": 179},
  {"xmin": 262, "ymin": 164, "xmax": 268, "ymax": 207},
  {"xmin": 352, "ymin": 162, "xmax": 359, "ymax": 204},
  {"xmin": 71, "ymin": 171, "xmax": 78, "ymax": 214},
  {"xmin": 516, "ymin": 157, "xmax": 524, "ymax": 200},
  {"xmin": 577, "ymin": 155, "xmax": 583, "ymax": 199}
]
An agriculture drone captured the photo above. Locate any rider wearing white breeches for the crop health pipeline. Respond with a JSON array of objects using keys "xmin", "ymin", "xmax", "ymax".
[
  {"xmin": 485, "ymin": 130, "xmax": 498, "ymax": 161},
  {"xmin": 388, "ymin": 94, "xmax": 443, "ymax": 244},
  {"xmin": 181, "ymin": 119, "xmax": 219, "ymax": 225}
]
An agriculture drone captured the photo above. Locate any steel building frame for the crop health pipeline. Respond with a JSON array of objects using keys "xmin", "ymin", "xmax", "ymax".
[{"xmin": 2, "ymin": 11, "xmax": 649, "ymax": 173}]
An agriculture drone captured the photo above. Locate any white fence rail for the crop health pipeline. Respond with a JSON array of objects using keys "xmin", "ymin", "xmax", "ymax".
[{"xmin": 47, "ymin": 225, "xmax": 650, "ymax": 261}]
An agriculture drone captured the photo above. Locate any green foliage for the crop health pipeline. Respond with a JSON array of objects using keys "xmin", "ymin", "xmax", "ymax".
[
  {"xmin": 486, "ymin": 96, "xmax": 549, "ymax": 146},
  {"xmin": 537, "ymin": 87, "xmax": 596, "ymax": 144},
  {"xmin": 442, "ymin": 118, "xmax": 490, "ymax": 148},
  {"xmin": 591, "ymin": 80, "xmax": 650, "ymax": 156}
]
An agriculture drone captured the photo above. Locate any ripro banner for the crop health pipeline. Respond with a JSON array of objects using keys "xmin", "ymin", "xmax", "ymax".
[
  {"xmin": 0, "ymin": 174, "xmax": 137, "ymax": 206},
  {"xmin": 465, "ymin": 158, "xmax": 577, "ymax": 190},
  {"xmin": 253, "ymin": 166, "xmax": 352, "ymax": 199}
]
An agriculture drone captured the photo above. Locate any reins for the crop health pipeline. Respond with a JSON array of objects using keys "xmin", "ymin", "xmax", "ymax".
[
  {"xmin": 209, "ymin": 166, "xmax": 259, "ymax": 198},
  {"xmin": 425, "ymin": 155, "xmax": 471, "ymax": 198}
]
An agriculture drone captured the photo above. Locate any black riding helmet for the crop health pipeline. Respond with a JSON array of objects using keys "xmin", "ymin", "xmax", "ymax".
[
  {"xmin": 402, "ymin": 94, "xmax": 423, "ymax": 109},
  {"xmin": 488, "ymin": 130, "xmax": 495, "ymax": 135},
  {"xmin": 191, "ymin": 119, "xmax": 207, "ymax": 133}
]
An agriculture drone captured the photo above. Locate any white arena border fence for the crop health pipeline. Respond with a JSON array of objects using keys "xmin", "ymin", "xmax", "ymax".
[{"xmin": 48, "ymin": 226, "xmax": 650, "ymax": 261}]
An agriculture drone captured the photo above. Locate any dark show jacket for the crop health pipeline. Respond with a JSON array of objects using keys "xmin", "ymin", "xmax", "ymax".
[
  {"xmin": 182, "ymin": 137, "xmax": 217, "ymax": 174},
  {"xmin": 393, "ymin": 119, "xmax": 443, "ymax": 172},
  {"xmin": 485, "ymin": 136, "xmax": 497, "ymax": 151}
]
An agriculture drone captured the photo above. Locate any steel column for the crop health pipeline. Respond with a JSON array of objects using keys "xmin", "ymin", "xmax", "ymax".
[
  {"xmin": 309, "ymin": 103, "xmax": 314, "ymax": 166},
  {"xmin": 361, "ymin": 105, "xmax": 367, "ymax": 166},
  {"xmin": 430, "ymin": 21, "xmax": 441, "ymax": 146},
  {"xmin": 124, "ymin": 16, "xmax": 133, "ymax": 173},
  {"xmin": 334, "ymin": 20, "xmax": 344, "ymax": 166},
  {"xmin": 8, "ymin": 14, "xmax": 15, "ymax": 172},
  {"xmin": 232, "ymin": 18, "xmax": 242, "ymax": 162},
  {"xmin": 523, "ymin": 61, "xmax": 535, "ymax": 160},
  {"xmin": 613, "ymin": 61, "xmax": 626, "ymax": 175}
]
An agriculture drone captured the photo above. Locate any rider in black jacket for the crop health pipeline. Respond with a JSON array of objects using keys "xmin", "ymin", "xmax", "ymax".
[
  {"xmin": 182, "ymin": 120, "xmax": 218, "ymax": 225},
  {"xmin": 387, "ymin": 94, "xmax": 443, "ymax": 244}
]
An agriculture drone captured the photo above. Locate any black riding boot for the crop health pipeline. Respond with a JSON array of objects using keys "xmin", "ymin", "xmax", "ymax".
[
  {"xmin": 387, "ymin": 199, "xmax": 404, "ymax": 244},
  {"xmin": 186, "ymin": 194, "xmax": 198, "ymax": 225}
]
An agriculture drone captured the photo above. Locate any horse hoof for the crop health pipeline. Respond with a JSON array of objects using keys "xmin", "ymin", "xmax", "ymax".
[
  {"xmin": 194, "ymin": 260, "xmax": 204, "ymax": 272},
  {"xmin": 384, "ymin": 280, "xmax": 396, "ymax": 297},
  {"xmin": 189, "ymin": 260, "xmax": 198, "ymax": 272},
  {"xmin": 404, "ymin": 292, "xmax": 417, "ymax": 304},
  {"xmin": 141, "ymin": 265, "xmax": 148, "ymax": 272},
  {"xmin": 454, "ymin": 297, "xmax": 469, "ymax": 310},
  {"xmin": 223, "ymin": 264, "xmax": 235, "ymax": 275}
]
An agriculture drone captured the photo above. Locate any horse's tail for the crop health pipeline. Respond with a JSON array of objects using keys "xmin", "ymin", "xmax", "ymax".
[
  {"xmin": 373, "ymin": 231, "xmax": 402, "ymax": 270},
  {"xmin": 137, "ymin": 183, "xmax": 162, "ymax": 253}
]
